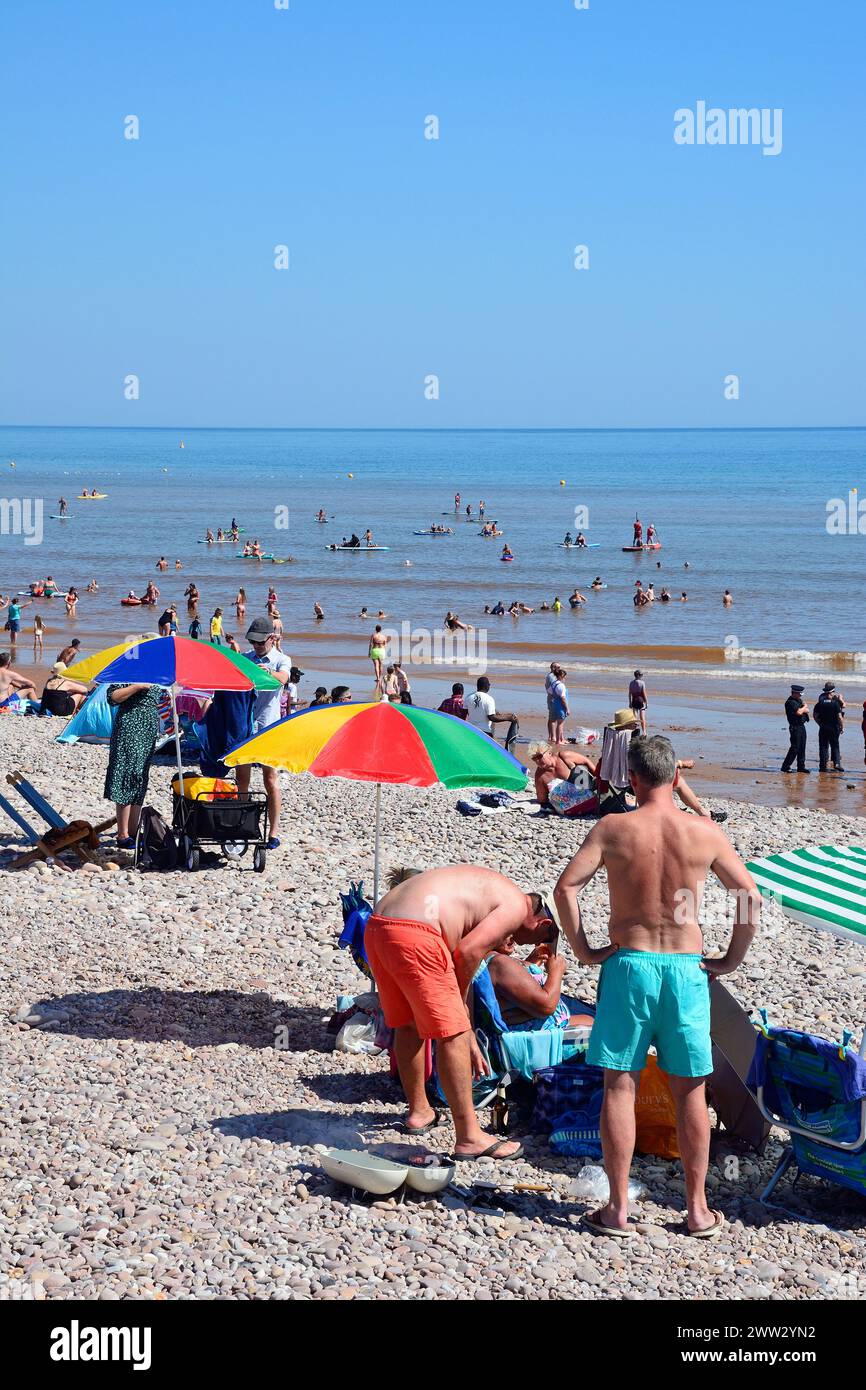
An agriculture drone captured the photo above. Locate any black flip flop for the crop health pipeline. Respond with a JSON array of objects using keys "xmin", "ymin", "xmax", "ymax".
[
  {"xmin": 450, "ymin": 1140, "xmax": 524, "ymax": 1163},
  {"xmin": 398, "ymin": 1110, "xmax": 442, "ymax": 1136}
]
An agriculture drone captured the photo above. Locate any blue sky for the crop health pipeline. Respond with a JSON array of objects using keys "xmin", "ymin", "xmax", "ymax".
[{"xmin": 1, "ymin": 0, "xmax": 863, "ymax": 428}]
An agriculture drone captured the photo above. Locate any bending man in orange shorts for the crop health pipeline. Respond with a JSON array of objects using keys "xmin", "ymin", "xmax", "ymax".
[{"xmin": 365, "ymin": 865, "xmax": 556, "ymax": 1161}]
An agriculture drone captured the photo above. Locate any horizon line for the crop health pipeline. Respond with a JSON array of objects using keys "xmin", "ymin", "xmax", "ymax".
[{"xmin": 1, "ymin": 423, "xmax": 864, "ymax": 434}]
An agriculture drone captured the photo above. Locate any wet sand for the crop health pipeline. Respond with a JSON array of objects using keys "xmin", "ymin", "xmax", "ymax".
[{"xmin": 10, "ymin": 618, "xmax": 866, "ymax": 817}]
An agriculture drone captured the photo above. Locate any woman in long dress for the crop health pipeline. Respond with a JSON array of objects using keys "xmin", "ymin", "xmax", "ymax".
[{"xmin": 104, "ymin": 683, "xmax": 161, "ymax": 847}]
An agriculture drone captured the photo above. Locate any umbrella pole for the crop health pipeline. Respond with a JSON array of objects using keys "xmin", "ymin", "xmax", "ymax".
[
  {"xmin": 373, "ymin": 782, "xmax": 382, "ymax": 906},
  {"xmin": 170, "ymin": 686, "xmax": 185, "ymax": 800}
]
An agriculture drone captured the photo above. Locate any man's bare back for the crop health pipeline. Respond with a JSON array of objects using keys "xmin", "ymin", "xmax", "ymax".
[
  {"xmin": 589, "ymin": 802, "xmax": 738, "ymax": 952},
  {"xmin": 376, "ymin": 864, "xmax": 531, "ymax": 955}
]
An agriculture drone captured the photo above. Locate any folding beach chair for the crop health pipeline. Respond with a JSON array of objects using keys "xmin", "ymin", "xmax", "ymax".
[
  {"xmin": 0, "ymin": 770, "xmax": 115, "ymax": 869},
  {"xmin": 747, "ymin": 1013, "xmax": 866, "ymax": 1201}
]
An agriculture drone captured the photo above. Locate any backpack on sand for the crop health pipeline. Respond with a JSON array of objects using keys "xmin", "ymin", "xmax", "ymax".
[{"xmin": 134, "ymin": 806, "xmax": 178, "ymax": 871}]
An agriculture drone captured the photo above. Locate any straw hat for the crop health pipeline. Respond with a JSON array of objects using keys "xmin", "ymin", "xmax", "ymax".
[
  {"xmin": 51, "ymin": 661, "xmax": 67, "ymax": 676},
  {"xmin": 610, "ymin": 708, "xmax": 638, "ymax": 731}
]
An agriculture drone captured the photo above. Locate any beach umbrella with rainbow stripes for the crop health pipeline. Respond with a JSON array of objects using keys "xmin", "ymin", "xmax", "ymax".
[
  {"xmin": 224, "ymin": 700, "xmax": 527, "ymax": 900},
  {"xmin": 747, "ymin": 845, "xmax": 866, "ymax": 948},
  {"xmin": 66, "ymin": 636, "xmax": 280, "ymax": 798}
]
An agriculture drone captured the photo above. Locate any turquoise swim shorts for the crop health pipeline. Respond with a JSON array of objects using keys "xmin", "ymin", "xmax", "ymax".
[{"xmin": 586, "ymin": 950, "xmax": 712, "ymax": 1078}]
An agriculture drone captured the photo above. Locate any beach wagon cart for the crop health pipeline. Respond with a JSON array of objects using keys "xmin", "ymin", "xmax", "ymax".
[{"xmin": 171, "ymin": 776, "xmax": 268, "ymax": 872}]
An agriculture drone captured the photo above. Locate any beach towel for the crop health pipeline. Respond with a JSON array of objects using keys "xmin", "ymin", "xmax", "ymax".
[
  {"xmin": 194, "ymin": 690, "xmax": 254, "ymax": 778},
  {"xmin": 56, "ymin": 685, "xmax": 114, "ymax": 743}
]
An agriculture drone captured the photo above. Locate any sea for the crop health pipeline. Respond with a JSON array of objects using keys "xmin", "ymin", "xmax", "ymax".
[
  {"xmin": 2, "ymin": 425, "xmax": 865, "ymax": 807},
  {"xmin": 1, "ymin": 425, "xmax": 863, "ymax": 662}
]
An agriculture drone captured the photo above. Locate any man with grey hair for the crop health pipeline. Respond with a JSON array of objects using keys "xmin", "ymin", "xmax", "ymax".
[{"xmin": 554, "ymin": 735, "xmax": 759, "ymax": 1240}]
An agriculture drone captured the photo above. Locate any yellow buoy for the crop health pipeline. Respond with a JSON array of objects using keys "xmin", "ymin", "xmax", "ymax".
[
  {"xmin": 347, "ymin": 472, "xmax": 354, "ymax": 478},
  {"xmin": 559, "ymin": 479, "xmax": 566, "ymax": 486}
]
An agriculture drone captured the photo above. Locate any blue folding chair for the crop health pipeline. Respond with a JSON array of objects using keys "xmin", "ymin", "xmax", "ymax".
[{"xmin": 748, "ymin": 1012, "xmax": 866, "ymax": 1201}]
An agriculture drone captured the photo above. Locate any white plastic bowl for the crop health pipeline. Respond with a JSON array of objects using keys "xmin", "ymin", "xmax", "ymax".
[
  {"xmin": 403, "ymin": 1159, "xmax": 456, "ymax": 1194},
  {"xmin": 320, "ymin": 1148, "xmax": 409, "ymax": 1195}
]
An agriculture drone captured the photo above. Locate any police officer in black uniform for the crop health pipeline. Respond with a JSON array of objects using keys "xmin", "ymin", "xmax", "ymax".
[
  {"xmin": 781, "ymin": 683, "xmax": 809, "ymax": 773},
  {"xmin": 813, "ymin": 680, "xmax": 846, "ymax": 772}
]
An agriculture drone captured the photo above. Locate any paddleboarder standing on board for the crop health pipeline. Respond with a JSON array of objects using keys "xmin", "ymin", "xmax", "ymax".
[
  {"xmin": 646, "ymin": 523, "xmax": 656, "ymax": 545},
  {"xmin": 633, "ymin": 516, "xmax": 643, "ymax": 547}
]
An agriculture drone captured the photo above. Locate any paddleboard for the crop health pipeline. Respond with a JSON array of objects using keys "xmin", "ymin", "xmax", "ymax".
[
  {"xmin": 558, "ymin": 542, "xmax": 600, "ymax": 549},
  {"xmin": 235, "ymin": 552, "xmax": 275, "ymax": 559},
  {"xmin": 77, "ymin": 493, "xmax": 108, "ymax": 499},
  {"xmin": 500, "ymin": 555, "xmax": 514, "ymax": 562},
  {"xmin": 622, "ymin": 543, "xmax": 662, "ymax": 552},
  {"xmin": 197, "ymin": 538, "xmax": 233, "ymax": 543},
  {"xmin": 49, "ymin": 514, "xmax": 74, "ymax": 520},
  {"xmin": 413, "ymin": 529, "xmax": 453, "ymax": 536},
  {"xmin": 326, "ymin": 545, "xmax": 390, "ymax": 552}
]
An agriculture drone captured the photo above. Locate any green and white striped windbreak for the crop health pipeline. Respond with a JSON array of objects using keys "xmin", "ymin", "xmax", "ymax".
[{"xmin": 747, "ymin": 845, "xmax": 866, "ymax": 947}]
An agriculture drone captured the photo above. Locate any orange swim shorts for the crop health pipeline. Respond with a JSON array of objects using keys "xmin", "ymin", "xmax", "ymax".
[{"xmin": 364, "ymin": 914, "xmax": 471, "ymax": 1040}]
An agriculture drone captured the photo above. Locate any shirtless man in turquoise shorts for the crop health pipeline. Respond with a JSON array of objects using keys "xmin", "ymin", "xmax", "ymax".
[{"xmin": 554, "ymin": 735, "xmax": 759, "ymax": 1239}]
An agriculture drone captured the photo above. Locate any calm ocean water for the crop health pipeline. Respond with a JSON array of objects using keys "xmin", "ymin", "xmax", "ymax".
[{"xmin": 0, "ymin": 427, "xmax": 864, "ymax": 678}]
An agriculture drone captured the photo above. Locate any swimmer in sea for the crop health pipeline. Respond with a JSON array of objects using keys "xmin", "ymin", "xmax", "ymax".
[
  {"xmin": 539, "ymin": 600, "xmax": 550, "ymax": 612},
  {"xmin": 314, "ymin": 601, "xmax": 324, "ymax": 621},
  {"xmin": 552, "ymin": 597, "xmax": 562, "ymax": 612},
  {"xmin": 591, "ymin": 577, "xmax": 603, "ymax": 590},
  {"xmin": 723, "ymin": 589, "xmax": 733, "ymax": 607},
  {"xmin": 358, "ymin": 606, "xmax": 368, "ymax": 619},
  {"xmin": 501, "ymin": 543, "xmax": 513, "ymax": 560},
  {"xmin": 87, "ymin": 578, "xmax": 98, "ymax": 594},
  {"xmin": 445, "ymin": 611, "xmax": 472, "ymax": 632},
  {"xmin": 660, "ymin": 587, "xmax": 671, "ymax": 602},
  {"xmin": 157, "ymin": 556, "xmax": 168, "ymax": 571},
  {"xmin": 569, "ymin": 588, "xmax": 586, "ymax": 607},
  {"xmin": 175, "ymin": 559, "xmax": 182, "ymax": 569},
  {"xmin": 680, "ymin": 591, "xmax": 688, "ymax": 601}
]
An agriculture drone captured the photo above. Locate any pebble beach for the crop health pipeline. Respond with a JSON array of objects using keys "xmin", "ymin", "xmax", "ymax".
[{"xmin": 1, "ymin": 716, "xmax": 865, "ymax": 1303}]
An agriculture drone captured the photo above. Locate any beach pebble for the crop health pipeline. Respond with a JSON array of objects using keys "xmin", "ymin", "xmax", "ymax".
[{"xmin": 1, "ymin": 716, "xmax": 864, "ymax": 1300}]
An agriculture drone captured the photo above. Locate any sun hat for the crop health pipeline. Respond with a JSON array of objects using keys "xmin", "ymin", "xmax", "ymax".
[
  {"xmin": 823, "ymin": 681, "xmax": 836, "ymax": 693},
  {"xmin": 51, "ymin": 661, "xmax": 67, "ymax": 676},
  {"xmin": 246, "ymin": 616, "xmax": 274, "ymax": 643},
  {"xmin": 610, "ymin": 708, "xmax": 639, "ymax": 730}
]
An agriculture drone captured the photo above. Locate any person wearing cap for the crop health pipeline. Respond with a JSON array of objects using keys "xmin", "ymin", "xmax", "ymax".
[
  {"xmin": 234, "ymin": 617, "xmax": 292, "ymax": 848},
  {"xmin": 365, "ymin": 865, "xmax": 555, "ymax": 1159},
  {"xmin": 309, "ymin": 686, "xmax": 329, "ymax": 706},
  {"xmin": 813, "ymin": 681, "xmax": 846, "ymax": 773},
  {"xmin": 628, "ymin": 669, "xmax": 648, "ymax": 735},
  {"xmin": 781, "ymin": 684, "xmax": 810, "ymax": 774}
]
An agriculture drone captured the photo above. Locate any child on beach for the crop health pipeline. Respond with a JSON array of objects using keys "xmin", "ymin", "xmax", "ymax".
[
  {"xmin": 210, "ymin": 608, "xmax": 224, "ymax": 644},
  {"xmin": 33, "ymin": 615, "xmax": 44, "ymax": 658}
]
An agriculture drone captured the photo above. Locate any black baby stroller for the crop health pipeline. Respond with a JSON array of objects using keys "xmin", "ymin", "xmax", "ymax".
[{"xmin": 171, "ymin": 775, "xmax": 269, "ymax": 872}]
